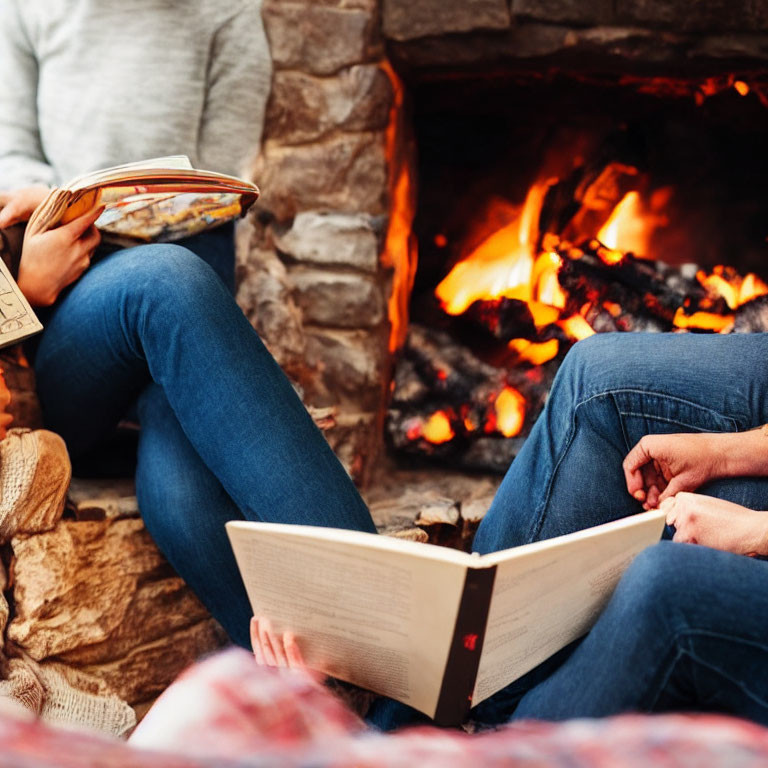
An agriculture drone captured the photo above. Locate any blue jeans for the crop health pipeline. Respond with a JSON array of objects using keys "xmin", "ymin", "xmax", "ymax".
[
  {"xmin": 32, "ymin": 230, "xmax": 376, "ymax": 650},
  {"xmin": 371, "ymin": 332, "xmax": 768, "ymax": 729}
]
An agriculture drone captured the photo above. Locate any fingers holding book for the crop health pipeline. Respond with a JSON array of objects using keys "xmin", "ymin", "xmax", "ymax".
[
  {"xmin": 250, "ymin": 616, "xmax": 326, "ymax": 684},
  {"xmin": 18, "ymin": 205, "xmax": 104, "ymax": 306}
]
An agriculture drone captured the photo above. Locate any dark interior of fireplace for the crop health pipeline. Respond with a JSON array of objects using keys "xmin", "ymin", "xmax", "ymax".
[{"xmin": 386, "ymin": 68, "xmax": 768, "ymax": 473}]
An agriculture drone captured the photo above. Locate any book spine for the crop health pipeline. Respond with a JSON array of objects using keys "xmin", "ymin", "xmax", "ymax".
[{"xmin": 433, "ymin": 565, "xmax": 497, "ymax": 726}]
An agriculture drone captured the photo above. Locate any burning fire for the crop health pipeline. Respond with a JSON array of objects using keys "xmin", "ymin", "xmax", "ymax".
[
  {"xmin": 407, "ymin": 154, "xmax": 768, "ymax": 451},
  {"xmin": 435, "ymin": 180, "xmax": 555, "ymax": 315},
  {"xmin": 434, "ymin": 172, "xmax": 768, "ymax": 357}
]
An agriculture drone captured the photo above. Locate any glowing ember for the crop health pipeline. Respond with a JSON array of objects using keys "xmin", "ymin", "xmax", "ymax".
[
  {"xmin": 528, "ymin": 302, "xmax": 561, "ymax": 327},
  {"xmin": 423, "ymin": 411, "xmax": 455, "ymax": 444},
  {"xmin": 673, "ymin": 308, "xmax": 734, "ymax": 333},
  {"xmin": 734, "ymin": 80, "xmax": 750, "ymax": 96},
  {"xmin": 558, "ymin": 314, "xmax": 596, "ymax": 341},
  {"xmin": 436, "ymin": 180, "xmax": 554, "ymax": 315},
  {"xmin": 509, "ymin": 338, "xmax": 559, "ymax": 365},
  {"xmin": 495, "ymin": 387, "xmax": 526, "ymax": 438}
]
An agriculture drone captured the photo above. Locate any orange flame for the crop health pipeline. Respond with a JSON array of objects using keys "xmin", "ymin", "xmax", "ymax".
[
  {"xmin": 495, "ymin": 387, "xmax": 526, "ymax": 437},
  {"xmin": 381, "ymin": 61, "xmax": 417, "ymax": 353},
  {"xmin": 508, "ymin": 338, "xmax": 559, "ymax": 365},
  {"xmin": 597, "ymin": 191, "xmax": 651, "ymax": 255},
  {"xmin": 697, "ymin": 267, "xmax": 768, "ymax": 310},
  {"xmin": 436, "ymin": 180, "xmax": 554, "ymax": 315},
  {"xmin": 423, "ymin": 411, "xmax": 455, "ymax": 444}
]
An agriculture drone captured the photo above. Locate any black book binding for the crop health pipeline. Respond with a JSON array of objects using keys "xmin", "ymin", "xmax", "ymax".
[{"xmin": 433, "ymin": 564, "xmax": 497, "ymax": 726}]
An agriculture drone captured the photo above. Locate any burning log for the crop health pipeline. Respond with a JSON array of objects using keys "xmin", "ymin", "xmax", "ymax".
[
  {"xmin": 556, "ymin": 243, "xmax": 709, "ymax": 327},
  {"xmin": 387, "ymin": 324, "xmax": 555, "ymax": 473}
]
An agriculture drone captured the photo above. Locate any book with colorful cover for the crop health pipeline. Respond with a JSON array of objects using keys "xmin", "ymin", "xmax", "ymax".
[{"xmin": 27, "ymin": 156, "xmax": 259, "ymax": 244}]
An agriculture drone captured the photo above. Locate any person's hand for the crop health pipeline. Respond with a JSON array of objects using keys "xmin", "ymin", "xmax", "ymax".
[
  {"xmin": 0, "ymin": 186, "xmax": 50, "ymax": 227},
  {"xmin": 18, "ymin": 206, "xmax": 103, "ymax": 306},
  {"xmin": 662, "ymin": 493, "xmax": 768, "ymax": 556},
  {"xmin": 250, "ymin": 617, "xmax": 326, "ymax": 684},
  {"xmin": 623, "ymin": 432, "xmax": 726, "ymax": 510}
]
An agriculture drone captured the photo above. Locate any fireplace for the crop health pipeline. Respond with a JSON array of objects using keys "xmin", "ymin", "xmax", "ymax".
[{"xmin": 247, "ymin": 0, "xmax": 768, "ymax": 492}]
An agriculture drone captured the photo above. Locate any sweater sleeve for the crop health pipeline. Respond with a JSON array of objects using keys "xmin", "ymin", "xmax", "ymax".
[
  {"xmin": 0, "ymin": 1, "xmax": 56, "ymax": 190},
  {"xmin": 197, "ymin": 0, "xmax": 272, "ymax": 177}
]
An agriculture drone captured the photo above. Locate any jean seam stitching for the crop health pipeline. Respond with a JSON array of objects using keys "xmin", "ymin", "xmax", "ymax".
[
  {"xmin": 530, "ymin": 392, "xmax": 613, "ymax": 541},
  {"xmin": 656, "ymin": 629, "xmax": 768, "ymax": 711},
  {"xmin": 584, "ymin": 388, "xmax": 743, "ymax": 424},
  {"xmin": 617, "ymin": 412, "xmax": 739, "ymax": 430},
  {"xmin": 645, "ymin": 645, "xmax": 686, "ymax": 712}
]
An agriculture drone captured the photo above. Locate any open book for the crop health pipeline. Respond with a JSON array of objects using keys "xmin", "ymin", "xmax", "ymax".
[
  {"xmin": 227, "ymin": 509, "xmax": 666, "ymax": 725},
  {"xmin": 27, "ymin": 156, "xmax": 259, "ymax": 244},
  {"xmin": 0, "ymin": 257, "xmax": 42, "ymax": 349}
]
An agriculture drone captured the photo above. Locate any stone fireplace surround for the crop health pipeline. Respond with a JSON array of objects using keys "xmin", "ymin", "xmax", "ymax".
[{"xmin": 241, "ymin": 0, "xmax": 768, "ymax": 486}]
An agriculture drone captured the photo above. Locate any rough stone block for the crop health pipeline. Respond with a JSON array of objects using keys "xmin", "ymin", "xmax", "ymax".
[
  {"xmin": 253, "ymin": 132, "xmax": 389, "ymax": 220},
  {"xmin": 692, "ymin": 34, "xmax": 768, "ymax": 60},
  {"xmin": 616, "ymin": 0, "xmax": 768, "ymax": 32},
  {"xmin": 6, "ymin": 515, "xmax": 228, "ymax": 713},
  {"xmin": 236, "ymin": 243, "xmax": 307, "ymax": 375},
  {"xmin": 274, "ymin": 212, "xmax": 380, "ymax": 273},
  {"xmin": 266, "ymin": 65, "xmax": 393, "ymax": 145},
  {"xmin": 512, "ymin": 0, "xmax": 613, "ymax": 25},
  {"xmin": 388, "ymin": 24, "xmax": 665, "ymax": 70},
  {"xmin": 263, "ymin": 1, "xmax": 382, "ymax": 75},
  {"xmin": 8, "ymin": 519, "xmax": 213, "ymax": 661},
  {"xmin": 305, "ymin": 329, "xmax": 385, "ymax": 399},
  {"xmin": 321, "ymin": 411, "xmax": 380, "ymax": 484},
  {"xmin": 382, "ymin": 0, "xmax": 511, "ymax": 41},
  {"xmin": 73, "ymin": 620, "xmax": 226, "ymax": 706},
  {"xmin": 292, "ymin": 268, "xmax": 385, "ymax": 328}
]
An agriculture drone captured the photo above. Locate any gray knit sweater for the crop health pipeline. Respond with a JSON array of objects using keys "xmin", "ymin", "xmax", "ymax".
[{"xmin": 0, "ymin": 0, "xmax": 272, "ymax": 189}]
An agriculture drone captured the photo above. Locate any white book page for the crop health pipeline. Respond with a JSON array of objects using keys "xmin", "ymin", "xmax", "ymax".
[
  {"xmin": 227, "ymin": 522, "xmax": 471, "ymax": 718},
  {"xmin": 67, "ymin": 156, "xmax": 193, "ymax": 191},
  {"xmin": 472, "ymin": 509, "xmax": 665, "ymax": 705}
]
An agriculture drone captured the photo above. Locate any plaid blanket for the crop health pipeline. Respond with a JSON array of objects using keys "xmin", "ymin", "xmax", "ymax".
[{"xmin": 2, "ymin": 648, "xmax": 768, "ymax": 767}]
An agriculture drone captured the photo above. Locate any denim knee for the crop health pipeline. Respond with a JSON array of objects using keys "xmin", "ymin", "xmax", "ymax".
[
  {"xmin": 116, "ymin": 244, "xmax": 229, "ymax": 322},
  {"xmin": 612, "ymin": 541, "xmax": 701, "ymax": 633},
  {"xmin": 555, "ymin": 333, "xmax": 624, "ymax": 391}
]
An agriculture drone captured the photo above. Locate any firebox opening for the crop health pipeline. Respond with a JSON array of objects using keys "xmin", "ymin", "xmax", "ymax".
[{"xmin": 386, "ymin": 70, "xmax": 768, "ymax": 473}]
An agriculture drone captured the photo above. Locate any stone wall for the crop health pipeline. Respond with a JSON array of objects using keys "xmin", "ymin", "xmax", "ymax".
[{"xmin": 238, "ymin": 0, "xmax": 402, "ymax": 485}]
